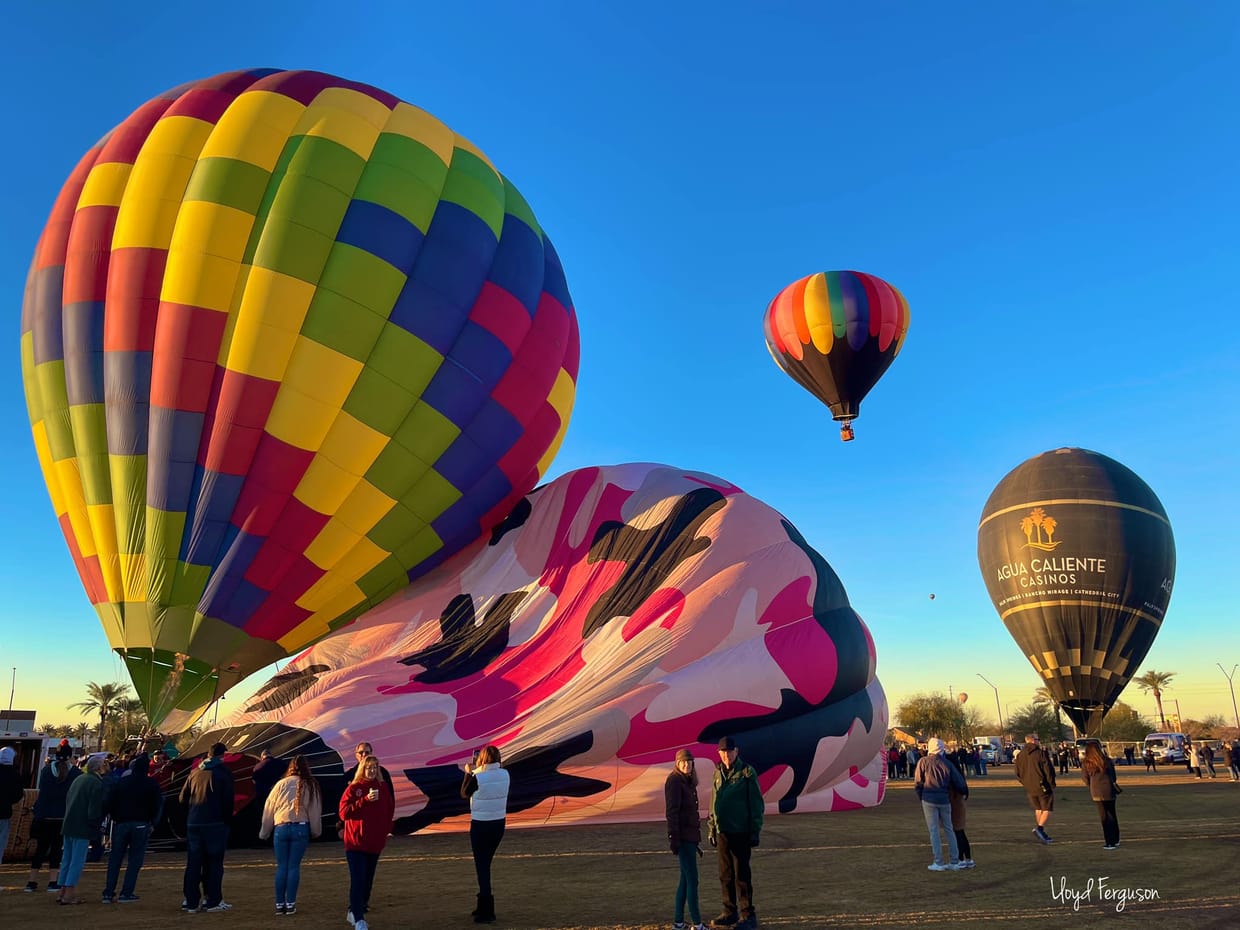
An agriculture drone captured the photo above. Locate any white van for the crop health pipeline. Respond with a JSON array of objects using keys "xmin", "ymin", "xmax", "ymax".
[
  {"xmin": 1143, "ymin": 732, "xmax": 1187, "ymax": 764},
  {"xmin": 972, "ymin": 736, "xmax": 1003, "ymax": 765}
]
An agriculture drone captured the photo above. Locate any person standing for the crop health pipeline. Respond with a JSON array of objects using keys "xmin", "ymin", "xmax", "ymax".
[
  {"xmin": 665, "ymin": 749, "xmax": 706, "ymax": 930},
  {"xmin": 59, "ymin": 755, "xmax": 109, "ymax": 904},
  {"xmin": 1223, "ymin": 741, "xmax": 1239, "ymax": 782},
  {"xmin": 0, "ymin": 746, "xmax": 24, "ymax": 871},
  {"xmin": 101, "ymin": 753, "xmax": 163, "ymax": 903},
  {"xmin": 949, "ymin": 779, "xmax": 974, "ymax": 869},
  {"xmin": 461, "ymin": 745, "xmax": 510, "ymax": 924},
  {"xmin": 180, "ymin": 742, "xmax": 235, "ymax": 912},
  {"xmin": 913, "ymin": 738, "xmax": 967, "ymax": 871},
  {"xmin": 339, "ymin": 755, "xmax": 395, "ymax": 930},
  {"xmin": 24, "ymin": 748, "xmax": 79, "ymax": 893},
  {"xmin": 343, "ymin": 742, "xmax": 396, "ymax": 804},
  {"xmin": 259, "ymin": 755, "xmax": 323, "ymax": 916},
  {"xmin": 1081, "ymin": 742, "xmax": 1121, "ymax": 849},
  {"xmin": 1014, "ymin": 733, "xmax": 1057, "ymax": 844},
  {"xmin": 707, "ymin": 737, "xmax": 763, "ymax": 930},
  {"xmin": 1188, "ymin": 742, "xmax": 1204, "ymax": 779},
  {"xmin": 1143, "ymin": 748, "xmax": 1157, "ymax": 773}
]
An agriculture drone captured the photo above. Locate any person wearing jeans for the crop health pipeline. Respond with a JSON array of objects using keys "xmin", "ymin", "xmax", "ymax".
[
  {"xmin": 665, "ymin": 748, "xmax": 705, "ymax": 930},
  {"xmin": 260, "ymin": 755, "xmax": 324, "ymax": 915},
  {"xmin": 103, "ymin": 753, "xmax": 163, "ymax": 902},
  {"xmin": 59, "ymin": 755, "xmax": 109, "ymax": 904},
  {"xmin": 914, "ymin": 738, "xmax": 967, "ymax": 871},
  {"xmin": 179, "ymin": 742, "xmax": 235, "ymax": 911},
  {"xmin": 184, "ymin": 822, "xmax": 229, "ymax": 909}
]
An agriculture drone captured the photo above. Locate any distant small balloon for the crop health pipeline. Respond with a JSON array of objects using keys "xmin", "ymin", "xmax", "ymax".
[
  {"xmin": 929, "ymin": 593, "xmax": 936, "ymax": 600},
  {"xmin": 957, "ymin": 692, "xmax": 968, "ymax": 704}
]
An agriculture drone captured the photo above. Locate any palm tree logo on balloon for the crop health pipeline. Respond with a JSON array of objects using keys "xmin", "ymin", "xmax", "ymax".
[{"xmin": 1019, "ymin": 508, "xmax": 1062, "ymax": 552}]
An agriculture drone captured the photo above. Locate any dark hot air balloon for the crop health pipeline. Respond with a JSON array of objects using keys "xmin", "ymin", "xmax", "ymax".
[
  {"xmin": 977, "ymin": 448, "xmax": 1175, "ymax": 736},
  {"xmin": 763, "ymin": 270, "xmax": 909, "ymax": 441}
]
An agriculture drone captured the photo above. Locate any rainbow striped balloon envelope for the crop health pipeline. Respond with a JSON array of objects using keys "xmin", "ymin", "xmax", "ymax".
[
  {"xmin": 19, "ymin": 69, "xmax": 580, "ymax": 731},
  {"xmin": 764, "ymin": 270, "xmax": 908, "ymax": 441}
]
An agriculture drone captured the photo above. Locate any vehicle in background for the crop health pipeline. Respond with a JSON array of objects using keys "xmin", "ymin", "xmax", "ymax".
[
  {"xmin": 972, "ymin": 735, "xmax": 1003, "ymax": 765},
  {"xmin": 1143, "ymin": 732, "xmax": 1187, "ymax": 764}
]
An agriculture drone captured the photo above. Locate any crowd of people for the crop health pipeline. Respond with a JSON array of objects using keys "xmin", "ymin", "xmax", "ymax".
[{"xmin": 4, "ymin": 728, "xmax": 1239, "ymax": 928}]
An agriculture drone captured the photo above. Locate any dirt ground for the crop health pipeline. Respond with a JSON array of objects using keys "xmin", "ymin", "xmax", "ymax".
[{"xmin": 1, "ymin": 766, "xmax": 1238, "ymax": 929}]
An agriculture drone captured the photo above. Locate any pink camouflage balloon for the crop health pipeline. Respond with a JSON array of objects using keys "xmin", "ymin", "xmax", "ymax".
[{"xmin": 190, "ymin": 462, "xmax": 888, "ymax": 832}]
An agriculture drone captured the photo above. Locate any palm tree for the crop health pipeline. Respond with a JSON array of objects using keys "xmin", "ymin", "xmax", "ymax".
[
  {"xmin": 1033, "ymin": 686, "xmax": 1069, "ymax": 739},
  {"xmin": 1134, "ymin": 670, "xmax": 1176, "ymax": 730},
  {"xmin": 69, "ymin": 681, "xmax": 132, "ymax": 752}
]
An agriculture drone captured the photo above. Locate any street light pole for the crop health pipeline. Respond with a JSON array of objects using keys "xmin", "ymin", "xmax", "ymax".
[
  {"xmin": 977, "ymin": 673, "xmax": 1003, "ymax": 735},
  {"xmin": 1219, "ymin": 663, "xmax": 1239, "ymax": 731}
]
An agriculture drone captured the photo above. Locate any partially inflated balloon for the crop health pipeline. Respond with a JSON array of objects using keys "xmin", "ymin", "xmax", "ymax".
[
  {"xmin": 20, "ymin": 69, "xmax": 579, "ymax": 731},
  {"xmin": 205, "ymin": 463, "xmax": 889, "ymax": 831},
  {"xmin": 977, "ymin": 448, "xmax": 1175, "ymax": 736},
  {"xmin": 763, "ymin": 270, "xmax": 908, "ymax": 441}
]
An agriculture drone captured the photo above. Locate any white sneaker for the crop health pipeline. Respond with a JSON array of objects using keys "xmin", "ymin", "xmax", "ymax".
[
  {"xmin": 957, "ymin": 859, "xmax": 976, "ymax": 869},
  {"xmin": 927, "ymin": 862, "xmax": 950, "ymax": 871},
  {"xmin": 355, "ymin": 921, "xmax": 369, "ymax": 930},
  {"xmin": 347, "ymin": 912, "xmax": 356, "ymax": 926}
]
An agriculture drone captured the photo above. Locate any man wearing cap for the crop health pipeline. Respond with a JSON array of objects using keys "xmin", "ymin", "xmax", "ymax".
[
  {"xmin": 707, "ymin": 737, "xmax": 763, "ymax": 930},
  {"xmin": 1014, "ymin": 733, "xmax": 1057, "ymax": 843}
]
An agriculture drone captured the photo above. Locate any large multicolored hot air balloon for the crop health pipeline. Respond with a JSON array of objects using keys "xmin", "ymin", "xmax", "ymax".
[
  {"xmin": 977, "ymin": 448, "xmax": 1176, "ymax": 736},
  {"xmin": 19, "ymin": 69, "xmax": 579, "ymax": 732},
  {"xmin": 763, "ymin": 270, "xmax": 909, "ymax": 441},
  {"xmin": 194, "ymin": 463, "xmax": 888, "ymax": 832}
]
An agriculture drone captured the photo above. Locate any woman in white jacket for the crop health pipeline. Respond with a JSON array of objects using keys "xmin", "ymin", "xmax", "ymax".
[
  {"xmin": 461, "ymin": 744, "xmax": 510, "ymax": 924},
  {"xmin": 259, "ymin": 756, "xmax": 323, "ymax": 915}
]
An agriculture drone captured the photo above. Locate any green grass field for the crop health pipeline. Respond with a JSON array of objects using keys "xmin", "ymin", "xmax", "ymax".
[{"xmin": 2, "ymin": 766, "xmax": 1237, "ymax": 929}]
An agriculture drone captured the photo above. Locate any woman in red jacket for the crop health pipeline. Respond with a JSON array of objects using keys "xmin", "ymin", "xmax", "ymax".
[{"xmin": 338, "ymin": 756, "xmax": 395, "ymax": 930}]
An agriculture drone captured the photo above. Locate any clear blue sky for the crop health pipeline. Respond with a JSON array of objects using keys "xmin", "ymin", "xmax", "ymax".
[{"xmin": 2, "ymin": 2, "xmax": 1237, "ymax": 731}]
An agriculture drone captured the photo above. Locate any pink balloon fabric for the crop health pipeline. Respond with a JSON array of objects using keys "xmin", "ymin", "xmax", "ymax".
[{"xmin": 218, "ymin": 462, "xmax": 888, "ymax": 831}]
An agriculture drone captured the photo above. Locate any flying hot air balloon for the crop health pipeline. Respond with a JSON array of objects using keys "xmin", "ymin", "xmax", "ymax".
[
  {"xmin": 763, "ymin": 270, "xmax": 909, "ymax": 441},
  {"xmin": 957, "ymin": 692, "xmax": 968, "ymax": 705},
  {"xmin": 976, "ymin": 448, "xmax": 1175, "ymax": 736},
  {"xmin": 20, "ymin": 69, "xmax": 579, "ymax": 732}
]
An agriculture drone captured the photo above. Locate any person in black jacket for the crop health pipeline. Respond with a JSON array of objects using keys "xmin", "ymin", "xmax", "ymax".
[
  {"xmin": 179, "ymin": 743, "xmax": 235, "ymax": 912},
  {"xmin": 1014, "ymin": 734, "xmax": 1057, "ymax": 844},
  {"xmin": 101, "ymin": 754, "xmax": 164, "ymax": 903},
  {"xmin": 0, "ymin": 746, "xmax": 25, "ymax": 868},
  {"xmin": 665, "ymin": 749, "xmax": 706, "ymax": 930}
]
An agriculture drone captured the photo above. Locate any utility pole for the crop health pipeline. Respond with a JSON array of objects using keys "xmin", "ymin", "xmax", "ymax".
[
  {"xmin": 3, "ymin": 667, "xmax": 14, "ymax": 733},
  {"xmin": 977, "ymin": 673, "xmax": 1003, "ymax": 735},
  {"xmin": 1219, "ymin": 664, "xmax": 1239, "ymax": 731}
]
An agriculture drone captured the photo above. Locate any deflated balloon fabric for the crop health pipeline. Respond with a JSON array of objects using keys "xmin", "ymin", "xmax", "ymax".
[{"xmin": 210, "ymin": 462, "xmax": 888, "ymax": 831}]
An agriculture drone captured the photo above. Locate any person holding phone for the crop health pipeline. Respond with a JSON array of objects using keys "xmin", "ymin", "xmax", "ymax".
[
  {"xmin": 461, "ymin": 745, "xmax": 510, "ymax": 924},
  {"xmin": 339, "ymin": 756, "xmax": 395, "ymax": 930}
]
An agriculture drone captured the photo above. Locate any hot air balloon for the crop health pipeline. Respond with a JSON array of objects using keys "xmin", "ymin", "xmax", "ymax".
[
  {"xmin": 20, "ymin": 69, "xmax": 579, "ymax": 732},
  {"xmin": 977, "ymin": 448, "xmax": 1175, "ymax": 736},
  {"xmin": 957, "ymin": 692, "xmax": 968, "ymax": 705},
  {"xmin": 195, "ymin": 462, "xmax": 889, "ymax": 832},
  {"xmin": 763, "ymin": 270, "xmax": 909, "ymax": 441}
]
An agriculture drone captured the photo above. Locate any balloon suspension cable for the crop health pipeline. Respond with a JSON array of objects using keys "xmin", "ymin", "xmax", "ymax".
[{"xmin": 840, "ymin": 420, "xmax": 856, "ymax": 442}]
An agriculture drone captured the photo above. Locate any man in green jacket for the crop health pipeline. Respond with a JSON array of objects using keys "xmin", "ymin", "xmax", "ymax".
[{"xmin": 707, "ymin": 737, "xmax": 763, "ymax": 930}]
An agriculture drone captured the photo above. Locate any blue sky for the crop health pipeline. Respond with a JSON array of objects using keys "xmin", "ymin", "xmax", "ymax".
[{"xmin": 2, "ymin": 2, "xmax": 1237, "ymax": 732}]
